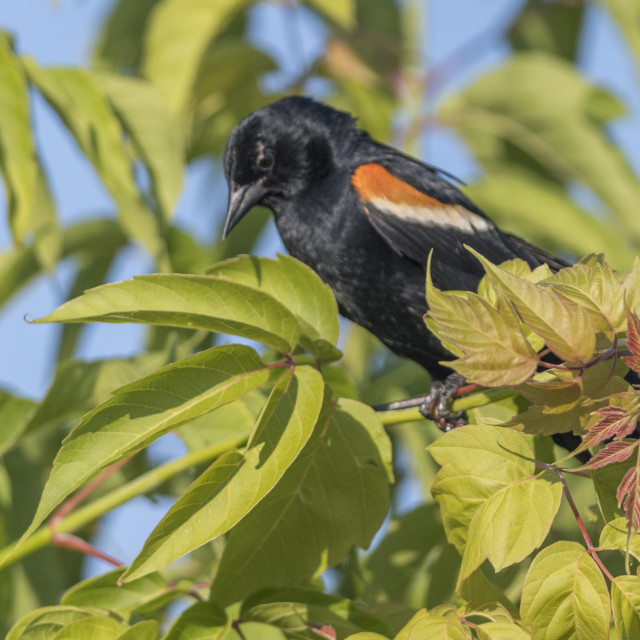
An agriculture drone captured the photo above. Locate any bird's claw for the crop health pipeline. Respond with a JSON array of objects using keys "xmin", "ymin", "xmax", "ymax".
[{"xmin": 419, "ymin": 374, "xmax": 467, "ymax": 431}]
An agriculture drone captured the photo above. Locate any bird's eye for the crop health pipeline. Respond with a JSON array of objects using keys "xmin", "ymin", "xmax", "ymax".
[{"xmin": 256, "ymin": 149, "xmax": 274, "ymax": 171}]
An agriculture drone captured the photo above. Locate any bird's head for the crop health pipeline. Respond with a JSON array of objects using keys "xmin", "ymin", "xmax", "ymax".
[{"xmin": 222, "ymin": 96, "xmax": 357, "ymax": 238}]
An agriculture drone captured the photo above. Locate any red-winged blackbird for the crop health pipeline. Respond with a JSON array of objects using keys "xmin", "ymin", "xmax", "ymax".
[{"xmin": 222, "ymin": 96, "xmax": 569, "ymax": 421}]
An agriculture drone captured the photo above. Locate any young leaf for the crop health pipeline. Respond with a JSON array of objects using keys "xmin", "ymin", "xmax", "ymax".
[
  {"xmin": 207, "ymin": 254, "xmax": 341, "ymax": 361},
  {"xmin": 521, "ymin": 541, "xmax": 610, "ymax": 639},
  {"xmin": 457, "ymin": 470, "xmax": 561, "ymax": 586},
  {"xmin": 208, "ymin": 398, "xmax": 392, "ymax": 606},
  {"xmin": 580, "ymin": 399, "xmax": 640, "ymax": 451},
  {"xmin": 542, "ymin": 262, "xmax": 626, "ymax": 334},
  {"xmin": 425, "ymin": 266, "xmax": 539, "ymax": 386},
  {"xmin": 21, "ymin": 58, "xmax": 163, "ymax": 255},
  {"xmin": 429, "ymin": 425, "xmax": 538, "ymax": 553},
  {"xmin": 624, "ymin": 311, "xmax": 640, "ymax": 373},
  {"xmin": 580, "ymin": 440, "xmax": 638, "ymax": 471},
  {"xmin": 470, "ymin": 249, "xmax": 596, "ymax": 363},
  {"xmin": 623, "ymin": 259, "xmax": 640, "ymax": 317},
  {"xmin": 617, "ymin": 450, "xmax": 640, "ymax": 536},
  {"xmin": 0, "ymin": 33, "xmax": 37, "ymax": 242},
  {"xmin": 19, "ymin": 345, "xmax": 268, "ymax": 543},
  {"xmin": 600, "ymin": 517, "xmax": 640, "ymax": 562},
  {"xmin": 394, "ymin": 610, "xmax": 468, "ymax": 640},
  {"xmin": 122, "ymin": 366, "xmax": 325, "ymax": 582},
  {"xmin": 476, "ymin": 621, "xmax": 531, "ymax": 640},
  {"xmin": 34, "ymin": 274, "xmax": 300, "ymax": 354},
  {"xmin": 612, "ymin": 576, "xmax": 640, "ymax": 640}
]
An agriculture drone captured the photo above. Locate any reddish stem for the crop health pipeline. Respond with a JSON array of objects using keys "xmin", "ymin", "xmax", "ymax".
[
  {"xmin": 52, "ymin": 532, "xmax": 122, "ymax": 567},
  {"xmin": 544, "ymin": 464, "xmax": 616, "ymax": 582},
  {"xmin": 50, "ymin": 456, "xmax": 132, "ymax": 527}
]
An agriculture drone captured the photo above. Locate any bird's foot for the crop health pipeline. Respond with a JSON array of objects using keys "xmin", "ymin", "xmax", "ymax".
[{"xmin": 419, "ymin": 373, "xmax": 467, "ymax": 431}]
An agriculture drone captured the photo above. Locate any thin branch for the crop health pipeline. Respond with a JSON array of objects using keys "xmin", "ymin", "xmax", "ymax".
[
  {"xmin": 0, "ymin": 435, "xmax": 248, "ymax": 570},
  {"xmin": 52, "ymin": 532, "xmax": 122, "ymax": 567}
]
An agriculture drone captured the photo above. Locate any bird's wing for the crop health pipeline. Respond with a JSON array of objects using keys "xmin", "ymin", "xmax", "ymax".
[{"xmin": 350, "ymin": 161, "xmax": 564, "ymax": 285}]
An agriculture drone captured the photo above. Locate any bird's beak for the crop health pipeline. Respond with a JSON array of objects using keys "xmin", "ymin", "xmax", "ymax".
[{"xmin": 222, "ymin": 181, "xmax": 269, "ymax": 240}]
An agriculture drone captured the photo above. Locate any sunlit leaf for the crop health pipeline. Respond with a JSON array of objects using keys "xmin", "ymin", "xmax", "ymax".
[
  {"xmin": 0, "ymin": 33, "xmax": 37, "ymax": 242},
  {"xmin": 624, "ymin": 311, "xmax": 640, "ymax": 373},
  {"xmin": 612, "ymin": 576, "xmax": 640, "ymax": 640},
  {"xmin": 61, "ymin": 568, "xmax": 187, "ymax": 614},
  {"xmin": 442, "ymin": 53, "xmax": 640, "ymax": 238},
  {"xmin": 394, "ymin": 609, "xmax": 468, "ymax": 640},
  {"xmin": 520, "ymin": 541, "xmax": 610, "ymax": 639},
  {"xmin": 35, "ymin": 273, "xmax": 300, "ymax": 354},
  {"xmin": 600, "ymin": 517, "xmax": 640, "ymax": 562},
  {"xmin": 142, "ymin": 0, "xmax": 252, "ymax": 117},
  {"xmin": 457, "ymin": 470, "xmax": 561, "ymax": 585},
  {"xmin": 471, "ymin": 250, "xmax": 596, "ymax": 363},
  {"xmin": 209, "ymin": 398, "xmax": 392, "ymax": 606},
  {"xmin": 18, "ymin": 345, "xmax": 268, "ymax": 544},
  {"xmin": 429, "ymin": 425, "xmax": 537, "ymax": 553},
  {"xmin": 425, "ymin": 262, "xmax": 539, "ymax": 386},
  {"xmin": 22, "ymin": 58, "xmax": 162, "ymax": 255},
  {"xmin": 122, "ymin": 366, "xmax": 325, "ymax": 581},
  {"xmin": 207, "ymin": 254, "xmax": 341, "ymax": 360},
  {"xmin": 96, "ymin": 73, "xmax": 184, "ymax": 220}
]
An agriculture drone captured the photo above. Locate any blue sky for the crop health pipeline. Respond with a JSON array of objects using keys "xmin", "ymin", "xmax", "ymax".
[{"xmin": 1, "ymin": 0, "xmax": 638, "ymax": 575}]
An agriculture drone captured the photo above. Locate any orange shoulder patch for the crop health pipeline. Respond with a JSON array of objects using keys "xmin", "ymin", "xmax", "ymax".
[{"xmin": 351, "ymin": 163, "xmax": 444, "ymax": 208}]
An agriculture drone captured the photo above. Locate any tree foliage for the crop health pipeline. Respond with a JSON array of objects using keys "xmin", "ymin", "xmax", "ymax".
[{"xmin": 1, "ymin": 1, "xmax": 640, "ymax": 638}]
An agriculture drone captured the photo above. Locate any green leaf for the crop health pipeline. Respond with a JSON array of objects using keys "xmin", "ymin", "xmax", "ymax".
[
  {"xmin": 31, "ymin": 162, "xmax": 62, "ymax": 272},
  {"xmin": 0, "ymin": 391, "xmax": 36, "ymax": 456},
  {"xmin": 241, "ymin": 588, "xmax": 391, "ymax": 638},
  {"xmin": 457, "ymin": 469, "xmax": 561, "ymax": 585},
  {"xmin": 93, "ymin": 0, "xmax": 160, "ymax": 72},
  {"xmin": 593, "ymin": 0, "xmax": 640, "ymax": 75},
  {"xmin": 47, "ymin": 615, "xmax": 128, "ymax": 639},
  {"xmin": 305, "ymin": 0, "xmax": 356, "ymax": 28},
  {"xmin": 441, "ymin": 53, "xmax": 640, "ymax": 237},
  {"xmin": 209, "ymin": 397, "xmax": 392, "ymax": 606},
  {"xmin": 142, "ymin": 0, "xmax": 252, "ymax": 117},
  {"xmin": 207, "ymin": 255, "xmax": 341, "ymax": 360},
  {"xmin": 394, "ymin": 610, "xmax": 468, "ymax": 640},
  {"xmin": 0, "ymin": 33, "xmax": 37, "ymax": 242},
  {"xmin": 429, "ymin": 425, "xmax": 538, "ymax": 553},
  {"xmin": 35, "ymin": 273, "xmax": 300, "ymax": 354},
  {"xmin": 27, "ymin": 352, "xmax": 168, "ymax": 435},
  {"xmin": 471, "ymin": 250, "xmax": 596, "ymax": 363},
  {"xmin": 476, "ymin": 621, "xmax": 531, "ymax": 640},
  {"xmin": 600, "ymin": 517, "xmax": 640, "ymax": 562},
  {"xmin": 542, "ymin": 263, "xmax": 626, "ymax": 335},
  {"xmin": 21, "ymin": 58, "xmax": 162, "ymax": 255},
  {"xmin": 96, "ymin": 73, "xmax": 184, "ymax": 220},
  {"xmin": 19, "ymin": 344, "xmax": 268, "ymax": 543},
  {"xmin": 122, "ymin": 366, "xmax": 325, "ymax": 581},
  {"xmin": 509, "ymin": 0, "xmax": 584, "ymax": 61},
  {"xmin": 363, "ymin": 504, "xmax": 457, "ymax": 608},
  {"xmin": 115, "ymin": 620, "xmax": 159, "ymax": 640},
  {"xmin": 464, "ymin": 169, "xmax": 635, "ymax": 269},
  {"xmin": 163, "ymin": 602, "xmax": 229, "ymax": 640},
  {"xmin": 612, "ymin": 576, "xmax": 640, "ymax": 640},
  {"xmin": 61, "ymin": 568, "xmax": 188, "ymax": 614},
  {"xmin": 425, "ymin": 263, "xmax": 539, "ymax": 386},
  {"xmin": 520, "ymin": 541, "xmax": 610, "ymax": 639},
  {"xmin": 623, "ymin": 258, "xmax": 640, "ymax": 318}
]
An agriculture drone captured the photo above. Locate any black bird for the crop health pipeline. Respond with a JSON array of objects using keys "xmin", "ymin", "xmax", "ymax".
[{"xmin": 222, "ymin": 96, "xmax": 568, "ymax": 421}]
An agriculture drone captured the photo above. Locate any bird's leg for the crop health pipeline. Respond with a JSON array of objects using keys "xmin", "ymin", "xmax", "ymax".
[{"xmin": 419, "ymin": 372, "xmax": 468, "ymax": 431}]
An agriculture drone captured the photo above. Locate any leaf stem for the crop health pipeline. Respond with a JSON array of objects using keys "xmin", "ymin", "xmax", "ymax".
[
  {"xmin": 0, "ymin": 435, "xmax": 247, "ymax": 571},
  {"xmin": 540, "ymin": 463, "xmax": 615, "ymax": 582}
]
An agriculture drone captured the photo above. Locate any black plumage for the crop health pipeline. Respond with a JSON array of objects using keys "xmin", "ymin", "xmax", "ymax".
[{"xmin": 222, "ymin": 96, "xmax": 567, "ymax": 383}]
